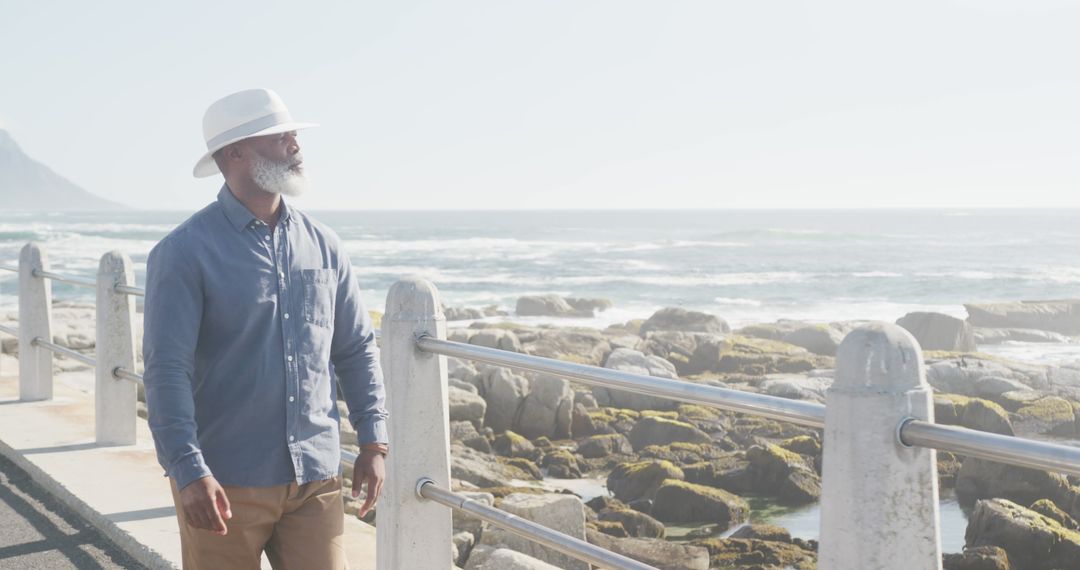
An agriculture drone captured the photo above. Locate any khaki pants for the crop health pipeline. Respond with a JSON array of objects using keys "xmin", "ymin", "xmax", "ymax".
[{"xmin": 168, "ymin": 475, "xmax": 350, "ymax": 570}]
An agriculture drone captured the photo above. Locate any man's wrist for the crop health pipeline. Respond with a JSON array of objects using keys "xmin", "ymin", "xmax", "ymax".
[{"xmin": 360, "ymin": 442, "xmax": 388, "ymax": 457}]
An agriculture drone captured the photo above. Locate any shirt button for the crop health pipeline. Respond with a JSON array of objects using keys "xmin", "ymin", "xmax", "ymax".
[
  {"xmin": 289, "ymin": 396, "xmax": 295, "ymax": 402},
  {"xmin": 279, "ymin": 271, "xmax": 285, "ymax": 278},
  {"xmin": 289, "ymin": 435, "xmax": 295, "ymax": 442},
  {"xmin": 283, "ymin": 313, "xmax": 290, "ymax": 319},
  {"xmin": 287, "ymin": 355, "xmax": 294, "ymax": 362},
  {"xmin": 264, "ymin": 235, "xmax": 271, "ymax": 241}
]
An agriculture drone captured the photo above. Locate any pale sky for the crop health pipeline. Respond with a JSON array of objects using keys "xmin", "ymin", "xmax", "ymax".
[{"xmin": 1, "ymin": 0, "xmax": 1078, "ymax": 210}]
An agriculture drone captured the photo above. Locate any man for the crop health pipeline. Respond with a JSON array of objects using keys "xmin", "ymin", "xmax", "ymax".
[{"xmin": 143, "ymin": 88, "xmax": 388, "ymax": 569}]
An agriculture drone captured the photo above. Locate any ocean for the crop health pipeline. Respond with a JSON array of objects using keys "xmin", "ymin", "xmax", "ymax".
[{"xmin": 3, "ymin": 207, "xmax": 1080, "ymax": 364}]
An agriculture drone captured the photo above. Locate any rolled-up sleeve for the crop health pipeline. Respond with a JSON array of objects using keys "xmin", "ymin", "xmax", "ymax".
[
  {"xmin": 331, "ymin": 247, "xmax": 389, "ymax": 446},
  {"xmin": 142, "ymin": 235, "xmax": 211, "ymax": 491}
]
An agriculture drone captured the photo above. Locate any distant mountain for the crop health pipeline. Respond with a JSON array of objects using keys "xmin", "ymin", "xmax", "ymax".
[{"xmin": 0, "ymin": 129, "xmax": 125, "ymax": 210}]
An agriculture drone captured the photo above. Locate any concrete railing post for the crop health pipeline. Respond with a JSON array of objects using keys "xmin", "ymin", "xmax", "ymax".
[
  {"xmin": 819, "ymin": 322, "xmax": 942, "ymax": 570},
  {"xmin": 18, "ymin": 242, "xmax": 53, "ymax": 401},
  {"xmin": 376, "ymin": 277, "xmax": 452, "ymax": 570},
  {"xmin": 96, "ymin": 250, "xmax": 138, "ymax": 445}
]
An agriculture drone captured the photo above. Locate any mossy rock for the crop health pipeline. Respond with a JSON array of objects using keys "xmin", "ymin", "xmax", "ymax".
[
  {"xmin": 729, "ymin": 523, "xmax": 792, "ymax": 543},
  {"xmin": 499, "ymin": 457, "xmax": 542, "ymax": 480},
  {"xmin": 779, "ymin": 435, "xmax": 821, "ymax": 457},
  {"xmin": 606, "ymin": 459, "xmax": 684, "ymax": 503},
  {"xmin": 597, "ymin": 507, "xmax": 666, "ymax": 539},
  {"xmin": 640, "ymin": 410, "xmax": 680, "ymax": 421},
  {"xmin": 677, "ymin": 404, "xmax": 724, "ymax": 423},
  {"xmin": 627, "ymin": 416, "xmax": 712, "ymax": 451},
  {"xmin": 691, "ymin": 537, "xmax": 816, "ymax": 569},
  {"xmin": 650, "ymin": 480, "xmax": 749, "ymax": 529},
  {"xmin": 747, "ymin": 444, "xmax": 821, "ymax": 505},
  {"xmin": 476, "ymin": 485, "xmax": 546, "ymax": 498},
  {"xmin": 492, "ymin": 430, "xmax": 537, "ymax": 458},
  {"xmin": 541, "ymin": 449, "xmax": 582, "ymax": 479},
  {"xmin": 577, "ymin": 433, "xmax": 633, "ymax": 458},
  {"xmin": 589, "ymin": 519, "xmax": 629, "ymax": 537},
  {"xmin": 1016, "ymin": 396, "xmax": 1077, "ymax": 436},
  {"xmin": 639, "ymin": 441, "xmax": 733, "ymax": 466},
  {"xmin": 1031, "ymin": 498, "xmax": 1080, "ymax": 530}
]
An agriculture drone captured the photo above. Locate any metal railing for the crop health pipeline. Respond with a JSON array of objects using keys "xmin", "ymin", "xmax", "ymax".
[{"xmin": 379, "ymin": 277, "xmax": 1080, "ymax": 570}]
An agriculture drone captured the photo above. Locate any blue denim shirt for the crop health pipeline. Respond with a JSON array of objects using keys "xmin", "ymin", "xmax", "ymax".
[{"xmin": 142, "ymin": 184, "xmax": 388, "ymax": 491}]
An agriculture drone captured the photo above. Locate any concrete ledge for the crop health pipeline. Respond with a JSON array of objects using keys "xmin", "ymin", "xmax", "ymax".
[{"xmin": 0, "ymin": 372, "xmax": 376, "ymax": 569}]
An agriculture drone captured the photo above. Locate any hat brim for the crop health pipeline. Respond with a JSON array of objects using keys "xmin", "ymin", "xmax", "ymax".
[{"xmin": 192, "ymin": 121, "xmax": 319, "ymax": 178}]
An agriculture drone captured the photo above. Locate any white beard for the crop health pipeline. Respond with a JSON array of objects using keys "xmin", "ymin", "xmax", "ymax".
[{"xmin": 250, "ymin": 153, "xmax": 309, "ymax": 197}]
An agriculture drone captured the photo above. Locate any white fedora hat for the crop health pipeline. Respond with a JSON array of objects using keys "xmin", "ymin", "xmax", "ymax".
[{"xmin": 193, "ymin": 88, "xmax": 318, "ymax": 178}]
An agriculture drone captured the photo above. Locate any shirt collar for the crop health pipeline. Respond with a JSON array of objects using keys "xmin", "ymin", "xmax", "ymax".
[{"xmin": 217, "ymin": 184, "xmax": 293, "ymax": 232}]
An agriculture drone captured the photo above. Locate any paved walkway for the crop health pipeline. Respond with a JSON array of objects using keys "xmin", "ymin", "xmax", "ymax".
[
  {"xmin": 0, "ymin": 370, "xmax": 376, "ymax": 569},
  {"xmin": 0, "ymin": 452, "xmax": 146, "ymax": 569}
]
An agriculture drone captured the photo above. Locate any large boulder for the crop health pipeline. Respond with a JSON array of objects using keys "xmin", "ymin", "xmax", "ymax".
[
  {"xmin": 941, "ymin": 546, "xmax": 1009, "ymax": 570},
  {"xmin": 627, "ymin": 416, "xmax": 712, "ymax": 451},
  {"xmin": 607, "ymin": 460, "xmax": 685, "ymax": 503},
  {"xmin": 478, "ymin": 549, "xmax": 562, "ymax": 569},
  {"xmin": 739, "ymin": 319, "xmax": 856, "ymax": 356},
  {"xmin": 597, "ymin": 508, "xmax": 666, "ymax": 539},
  {"xmin": 650, "ymin": 480, "xmax": 749, "ymax": 529},
  {"xmin": 1013, "ymin": 396, "xmax": 1077, "ymax": 436},
  {"xmin": 758, "ymin": 374, "xmax": 831, "ymax": 403},
  {"xmin": 594, "ymin": 348, "xmax": 681, "ymax": 411},
  {"xmin": 746, "ymin": 444, "xmax": 821, "ymax": 505},
  {"xmin": 476, "ymin": 366, "xmax": 531, "ymax": 433},
  {"xmin": 449, "ymin": 386, "xmax": 487, "ymax": 425},
  {"xmin": 966, "ymin": 498, "xmax": 1080, "ymax": 570},
  {"xmin": 586, "ymin": 529, "xmax": 711, "ymax": 570},
  {"xmin": 451, "ymin": 443, "xmax": 534, "ymax": 487},
  {"xmin": 522, "ymin": 328, "xmax": 612, "ymax": 366},
  {"xmin": 516, "ymin": 295, "xmax": 595, "ymax": 318},
  {"xmin": 566, "ymin": 297, "xmax": 613, "ymax": 315},
  {"xmin": 896, "ymin": 312, "xmax": 977, "ymax": 352},
  {"xmin": 638, "ymin": 331, "xmax": 724, "ymax": 375},
  {"xmin": 933, "ymin": 395, "xmax": 1014, "ymax": 436},
  {"xmin": 577, "ymin": 433, "xmax": 634, "ymax": 458},
  {"xmin": 515, "ymin": 374, "xmax": 574, "ymax": 439},
  {"xmin": 965, "ymin": 300, "xmax": 1080, "ymax": 335},
  {"xmin": 640, "ymin": 307, "xmax": 730, "ymax": 335},
  {"xmin": 468, "ymin": 328, "xmax": 523, "ymax": 352},
  {"xmin": 687, "ymin": 335, "xmax": 823, "ymax": 376},
  {"xmin": 478, "ymin": 493, "xmax": 588, "ymax": 570},
  {"xmin": 691, "ymin": 538, "xmax": 817, "ymax": 570},
  {"xmin": 955, "ymin": 458, "xmax": 1072, "ymax": 511}
]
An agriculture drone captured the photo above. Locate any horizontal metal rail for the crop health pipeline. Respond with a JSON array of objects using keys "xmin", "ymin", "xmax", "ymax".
[
  {"xmin": 32, "ymin": 268, "xmax": 97, "ymax": 288},
  {"xmin": 31, "ymin": 336, "xmax": 96, "ymax": 367},
  {"xmin": 0, "ymin": 264, "xmax": 16, "ymax": 273},
  {"xmin": 901, "ymin": 419, "xmax": 1080, "ymax": 478},
  {"xmin": 114, "ymin": 284, "xmax": 145, "ymax": 297},
  {"xmin": 0, "ymin": 323, "xmax": 16, "ymax": 336},
  {"xmin": 416, "ymin": 335, "xmax": 826, "ymax": 428},
  {"xmin": 417, "ymin": 479, "xmax": 657, "ymax": 570},
  {"xmin": 113, "ymin": 366, "xmax": 144, "ymax": 386},
  {"xmin": 420, "ymin": 336, "xmax": 1080, "ymax": 477}
]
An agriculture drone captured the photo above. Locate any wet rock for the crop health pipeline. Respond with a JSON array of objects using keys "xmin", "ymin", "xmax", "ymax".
[
  {"xmin": 541, "ymin": 449, "xmax": 582, "ymax": 479},
  {"xmin": 627, "ymin": 416, "xmax": 712, "ymax": 451},
  {"xmin": 640, "ymin": 307, "xmax": 730, "ymax": 335},
  {"xmin": 941, "ymin": 545, "xmax": 1009, "ymax": 570},
  {"xmin": 587, "ymin": 529, "xmax": 711, "ymax": 570},
  {"xmin": 570, "ymin": 403, "xmax": 617, "ymax": 437},
  {"xmin": 501, "ymin": 457, "xmax": 542, "ymax": 480},
  {"xmin": 650, "ymin": 480, "xmax": 748, "ymax": 529},
  {"xmin": 896, "ymin": 311, "xmax": 976, "ymax": 352},
  {"xmin": 577, "ymin": 433, "xmax": 634, "ymax": 458},
  {"xmin": 966, "ymin": 498, "xmax": 1080, "ymax": 570},
  {"xmin": 565, "ymin": 297, "xmax": 613, "ymax": 315},
  {"xmin": 607, "ymin": 460, "xmax": 685, "ymax": 503},
  {"xmin": 746, "ymin": 444, "xmax": 821, "ymax": 505},
  {"xmin": 598, "ymin": 508, "xmax": 666, "ymax": 539}
]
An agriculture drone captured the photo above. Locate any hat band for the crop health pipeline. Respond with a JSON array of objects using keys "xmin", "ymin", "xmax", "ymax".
[{"xmin": 205, "ymin": 110, "xmax": 294, "ymax": 151}]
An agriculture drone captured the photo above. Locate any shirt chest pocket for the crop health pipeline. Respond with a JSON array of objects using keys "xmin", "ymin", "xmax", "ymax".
[{"xmin": 300, "ymin": 268, "xmax": 336, "ymax": 328}]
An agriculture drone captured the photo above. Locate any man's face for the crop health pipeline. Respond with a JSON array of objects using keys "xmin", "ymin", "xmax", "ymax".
[{"xmin": 239, "ymin": 131, "xmax": 309, "ymax": 196}]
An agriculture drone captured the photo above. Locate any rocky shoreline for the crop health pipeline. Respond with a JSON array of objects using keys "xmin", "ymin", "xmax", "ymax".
[{"xmin": 4, "ymin": 296, "xmax": 1080, "ymax": 569}]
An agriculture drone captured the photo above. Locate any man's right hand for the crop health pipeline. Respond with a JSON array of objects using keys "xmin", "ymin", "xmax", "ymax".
[{"xmin": 179, "ymin": 475, "xmax": 232, "ymax": 535}]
